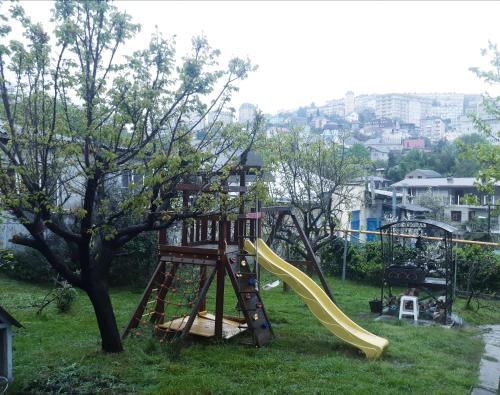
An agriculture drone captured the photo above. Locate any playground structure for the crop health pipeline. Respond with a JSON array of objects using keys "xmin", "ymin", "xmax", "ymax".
[
  {"xmin": 379, "ymin": 219, "xmax": 457, "ymax": 324},
  {"xmin": 122, "ymin": 151, "xmax": 389, "ymax": 358}
]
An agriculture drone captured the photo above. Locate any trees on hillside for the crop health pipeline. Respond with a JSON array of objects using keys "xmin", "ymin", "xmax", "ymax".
[
  {"xmin": 0, "ymin": 1, "xmax": 259, "ymax": 352},
  {"xmin": 265, "ymin": 128, "xmax": 368, "ymax": 258},
  {"xmin": 385, "ymin": 136, "xmax": 485, "ymax": 181}
]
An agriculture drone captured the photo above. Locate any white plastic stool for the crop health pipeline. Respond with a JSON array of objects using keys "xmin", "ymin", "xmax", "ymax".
[{"xmin": 399, "ymin": 296, "xmax": 419, "ymax": 321}]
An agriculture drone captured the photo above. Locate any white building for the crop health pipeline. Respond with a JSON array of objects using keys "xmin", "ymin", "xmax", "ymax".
[
  {"xmin": 204, "ymin": 110, "xmax": 234, "ymax": 128},
  {"xmin": 390, "ymin": 177, "xmax": 500, "ymax": 230},
  {"xmin": 354, "ymin": 94, "xmax": 377, "ymax": 112},
  {"xmin": 319, "ymin": 99, "xmax": 345, "ymax": 117},
  {"xmin": 420, "ymin": 117, "xmax": 446, "ymax": 141},
  {"xmin": 345, "ymin": 91, "xmax": 355, "ymax": 115},
  {"xmin": 376, "ymin": 94, "xmax": 431, "ymax": 124},
  {"xmin": 238, "ymin": 103, "xmax": 257, "ymax": 124}
]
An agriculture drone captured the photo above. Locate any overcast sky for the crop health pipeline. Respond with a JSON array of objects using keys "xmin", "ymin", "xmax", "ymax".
[{"xmin": 22, "ymin": 1, "xmax": 500, "ymax": 114}]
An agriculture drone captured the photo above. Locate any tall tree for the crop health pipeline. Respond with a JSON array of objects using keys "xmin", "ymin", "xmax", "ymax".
[
  {"xmin": 0, "ymin": 1, "xmax": 258, "ymax": 352},
  {"xmin": 265, "ymin": 128, "xmax": 368, "ymax": 258}
]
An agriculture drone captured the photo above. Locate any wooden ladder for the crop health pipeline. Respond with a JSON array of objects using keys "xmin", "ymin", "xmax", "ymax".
[{"xmin": 224, "ymin": 252, "xmax": 273, "ymax": 347}]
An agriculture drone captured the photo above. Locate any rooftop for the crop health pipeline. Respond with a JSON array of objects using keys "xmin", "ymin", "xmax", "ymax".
[
  {"xmin": 405, "ymin": 169, "xmax": 442, "ymax": 178},
  {"xmin": 391, "ymin": 177, "xmax": 500, "ymax": 188}
]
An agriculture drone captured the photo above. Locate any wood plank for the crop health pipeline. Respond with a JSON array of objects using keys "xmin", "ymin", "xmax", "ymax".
[{"xmin": 159, "ymin": 245, "xmax": 219, "ymax": 257}]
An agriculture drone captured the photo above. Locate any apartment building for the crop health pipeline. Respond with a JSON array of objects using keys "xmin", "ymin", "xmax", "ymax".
[{"xmin": 390, "ymin": 176, "xmax": 500, "ymax": 230}]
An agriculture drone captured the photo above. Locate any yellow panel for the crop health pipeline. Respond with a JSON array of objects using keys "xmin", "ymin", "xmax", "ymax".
[{"xmin": 244, "ymin": 239, "xmax": 389, "ymax": 359}]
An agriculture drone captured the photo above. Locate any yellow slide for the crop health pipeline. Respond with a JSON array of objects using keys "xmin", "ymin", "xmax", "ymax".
[{"xmin": 244, "ymin": 239, "xmax": 389, "ymax": 359}]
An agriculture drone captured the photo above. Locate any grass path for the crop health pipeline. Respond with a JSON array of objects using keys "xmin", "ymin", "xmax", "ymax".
[{"xmin": 1, "ymin": 274, "xmax": 498, "ymax": 394}]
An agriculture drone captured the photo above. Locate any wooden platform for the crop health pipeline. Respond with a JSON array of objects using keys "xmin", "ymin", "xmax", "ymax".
[{"xmin": 158, "ymin": 312, "xmax": 247, "ymax": 339}]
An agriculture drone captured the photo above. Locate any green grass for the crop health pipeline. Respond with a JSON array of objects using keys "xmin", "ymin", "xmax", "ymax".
[{"xmin": 1, "ymin": 273, "xmax": 498, "ymax": 394}]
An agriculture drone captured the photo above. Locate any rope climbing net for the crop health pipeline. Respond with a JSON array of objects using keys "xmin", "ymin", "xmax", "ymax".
[{"xmin": 134, "ymin": 261, "xmax": 203, "ymax": 346}]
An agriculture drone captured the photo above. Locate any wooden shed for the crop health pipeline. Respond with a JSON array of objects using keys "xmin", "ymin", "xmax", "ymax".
[{"xmin": 0, "ymin": 306, "xmax": 22, "ymax": 382}]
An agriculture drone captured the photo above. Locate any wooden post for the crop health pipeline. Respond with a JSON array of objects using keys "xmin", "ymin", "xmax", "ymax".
[
  {"xmin": 239, "ymin": 169, "xmax": 246, "ymax": 250},
  {"xmin": 195, "ymin": 220, "xmax": 201, "ymax": 242},
  {"xmin": 198, "ymin": 265, "xmax": 207, "ymax": 312},
  {"xmin": 189, "ymin": 221, "xmax": 195, "ymax": 244},
  {"xmin": 266, "ymin": 211, "xmax": 285, "ymax": 246},
  {"xmin": 211, "ymin": 220, "xmax": 217, "ymax": 241},
  {"xmin": 159, "ymin": 229, "xmax": 166, "ymax": 245},
  {"xmin": 290, "ymin": 213, "xmax": 336, "ymax": 303},
  {"xmin": 215, "ymin": 219, "xmax": 226, "ymax": 340},
  {"xmin": 182, "ymin": 191, "xmax": 189, "ymax": 246},
  {"xmin": 151, "ymin": 263, "xmax": 179, "ymax": 324},
  {"xmin": 283, "ymin": 242, "xmax": 290, "ymax": 293},
  {"xmin": 201, "ymin": 219, "xmax": 208, "ymax": 242}
]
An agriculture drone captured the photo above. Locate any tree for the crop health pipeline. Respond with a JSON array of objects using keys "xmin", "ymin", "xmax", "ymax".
[
  {"xmin": 265, "ymin": 128, "xmax": 368, "ymax": 258},
  {"xmin": 384, "ymin": 138, "xmax": 484, "ymax": 182},
  {"xmin": 467, "ymin": 41, "xmax": 500, "ymax": 199},
  {"xmin": 0, "ymin": 1, "xmax": 259, "ymax": 352},
  {"xmin": 455, "ymin": 245, "xmax": 500, "ymax": 309},
  {"xmin": 415, "ymin": 189, "xmax": 445, "ymax": 220}
]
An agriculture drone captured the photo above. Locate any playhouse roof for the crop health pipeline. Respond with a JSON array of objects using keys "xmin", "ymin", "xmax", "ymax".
[{"xmin": 0, "ymin": 306, "xmax": 22, "ymax": 327}]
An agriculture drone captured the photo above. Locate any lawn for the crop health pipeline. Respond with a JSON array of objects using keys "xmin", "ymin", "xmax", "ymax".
[{"xmin": 1, "ymin": 273, "xmax": 498, "ymax": 394}]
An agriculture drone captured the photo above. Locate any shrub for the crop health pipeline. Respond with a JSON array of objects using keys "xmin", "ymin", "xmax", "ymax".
[
  {"xmin": 455, "ymin": 245, "xmax": 500, "ymax": 299},
  {"xmin": 36, "ymin": 280, "xmax": 78, "ymax": 314},
  {"xmin": 0, "ymin": 230, "xmax": 158, "ymax": 287},
  {"xmin": 0, "ymin": 235, "xmax": 74, "ymax": 283},
  {"xmin": 55, "ymin": 281, "xmax": 78, "ymax": 313},
  {"xmin": 320, "ymin": 239, "xmax": 383, "ymax": 285},
  {"xmin": 108, "ymin": 231, "xmax": 158, "ymax": 287}
]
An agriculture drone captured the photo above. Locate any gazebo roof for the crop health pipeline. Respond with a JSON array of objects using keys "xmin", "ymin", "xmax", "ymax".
[{"xmin": 379, "ymin": 219, "xmax": 458, "ymax": 235}]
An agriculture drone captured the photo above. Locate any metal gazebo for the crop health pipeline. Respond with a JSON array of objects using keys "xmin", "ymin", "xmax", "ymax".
[{"xmin": 379, "ymin": 219, "xmax": 458, "ymax": 324}]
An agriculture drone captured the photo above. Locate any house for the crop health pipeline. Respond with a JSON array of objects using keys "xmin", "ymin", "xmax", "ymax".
[
  {"xmin": 390, "ymin": 177, "xmax": 500, "ymax": 230},
  {"xmin": 368, "ymin": 146, "xmax": 390, "ymax": 161},
  {"xmin": 0, "ymin": 306, "xmax": 22, "ymax": 382},
  {"xmin": 353, "ymin": 176, "xmax": 391, "ymax": 190},
  {"xmin": 405, "ymin": 169, "xmax": 442, "ymax": 179},
  {"xmin": 402, "ymin": 138, "xmax": 425, "ymax": 150}
]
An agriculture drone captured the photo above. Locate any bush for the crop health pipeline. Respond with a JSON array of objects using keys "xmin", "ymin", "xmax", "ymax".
[
  {"xmin": 108, "ymin": 231, "xmax": 158, "ymax": 287},
  {"xmin": 320, "ymin": 239, "xmax": 383, "ymax": 285},
  {"xmin": 0, "ymin": 230, "xmax": 158, "ymax": 287},
  {"xmin": 456, "ymin": 245, "xmax": 500, "ymax": 297},
  {"xmin": 0, "ymin": 235, "xmax": 74, "ymax": 283},
  {"xmin": 55, "ymin": 281, "xmax": 77, "ymax": 313}
]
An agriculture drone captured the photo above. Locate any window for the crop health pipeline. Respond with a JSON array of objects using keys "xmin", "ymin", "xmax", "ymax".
[
  {"xmin": 121, "ymin": 172, "xmax": 131, "ymax": 189},
  {"xmin": 451, "ymin": 211, "xmax": 462, "ymax": 222},
  {"xmin": 469, "ymin": 211, "xmax": 476, "ymax": 221},
  {"xmin": 121, "ymin": 171, "xmax": 143, "ymax": 189}
]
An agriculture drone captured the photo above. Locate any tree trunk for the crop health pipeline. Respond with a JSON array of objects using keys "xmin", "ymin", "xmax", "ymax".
[{"xmin": 86, "ymin": 281, "xmax": 123, "ymax": 353}]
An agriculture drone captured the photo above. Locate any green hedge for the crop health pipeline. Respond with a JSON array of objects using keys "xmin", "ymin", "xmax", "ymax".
[{"xmin": 320, "ymin": 239, "xmax": 500, "ymax": 293}]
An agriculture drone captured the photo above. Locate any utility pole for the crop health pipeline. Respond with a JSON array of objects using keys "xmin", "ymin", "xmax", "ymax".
[
  {"xmin": 342, "ymin": 230, "xmax": 348, "ymax": 281},
  {"xmin": 487, "ymin": 203, "xmax": 491, "ymax": 236}
]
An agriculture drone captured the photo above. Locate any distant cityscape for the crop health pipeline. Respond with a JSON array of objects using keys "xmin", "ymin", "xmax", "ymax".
[
  {"xmin": 221, "ymin": 92, "xmax": 499, "ymax": 162},
  {"xmin": 205, "ymin": 92, "xmax": 500, "ymax": 234}
]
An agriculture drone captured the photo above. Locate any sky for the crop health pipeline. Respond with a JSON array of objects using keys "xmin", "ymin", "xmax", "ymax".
[{"xmin": 20, "ymin": 1, "xmax": 500, "ymax": 114}]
